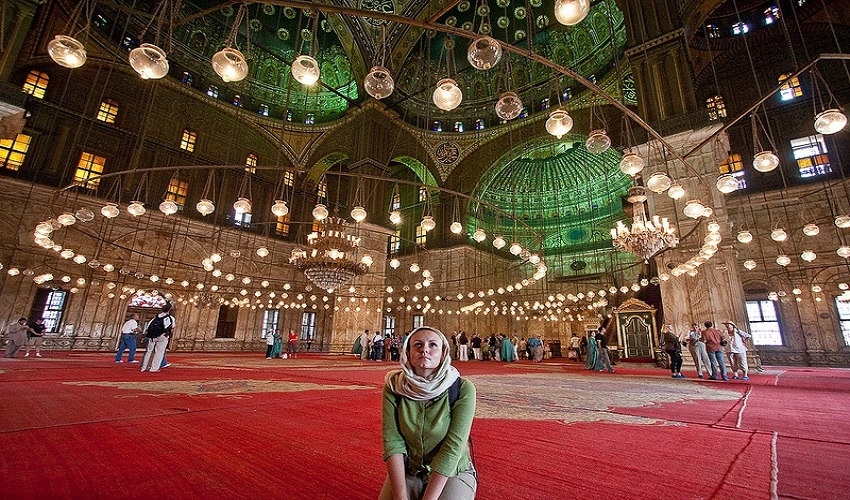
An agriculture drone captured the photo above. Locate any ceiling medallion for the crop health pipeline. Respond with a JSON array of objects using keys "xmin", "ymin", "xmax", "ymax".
[
  {"xmin": 435, "ymin": 143, "xmax": 460, "ymax": 165},
  {"xmin": 360, "ymin": 0, "xmax": 395, "ymax": 26}
]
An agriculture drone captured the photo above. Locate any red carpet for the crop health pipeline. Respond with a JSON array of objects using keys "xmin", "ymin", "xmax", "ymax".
[{"xmin": 1, "ymin": 353, "xmax": 847, "ymax": 499}]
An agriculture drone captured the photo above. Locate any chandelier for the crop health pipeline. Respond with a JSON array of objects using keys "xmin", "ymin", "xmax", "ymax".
[
  {"xmin": 289, "ymin": 217, "xmax": 368, "ymax": 291},
  {"xmin": 611, "ymin": 186, "xmax": 679, "ymax": 261}
]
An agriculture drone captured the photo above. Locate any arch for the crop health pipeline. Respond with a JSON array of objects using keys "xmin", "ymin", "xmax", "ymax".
[
  {"xmin": 390, "ymin": 155, "xmax": 440, "ymax": 202},
  {"xmin": 304, "ymin": 152, "xmax": 350, "ymax": 189}
]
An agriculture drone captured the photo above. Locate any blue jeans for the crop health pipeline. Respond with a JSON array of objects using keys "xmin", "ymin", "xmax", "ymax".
[
  {"xmin": 709, "ymin": 350, "xmax": 728, "ymax": 380},
  {"xmin": 115, "ymin": 334, "xmax": 137, "ymax": 362}
]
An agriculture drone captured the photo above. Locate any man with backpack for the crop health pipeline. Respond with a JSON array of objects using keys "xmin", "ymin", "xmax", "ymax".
[{"xmin": 140, "ymin": 303, "xmax": 175, "ymax": 373}]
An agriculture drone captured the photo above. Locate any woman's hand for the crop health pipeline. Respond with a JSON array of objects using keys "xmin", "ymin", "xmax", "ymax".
[
  {"xmin": 421, "ymin": 472, "xmax": 449, "ymax": 500},
  {"xmin": 386, "ymin": 454, "xmax": 409, "ymax": 500}
]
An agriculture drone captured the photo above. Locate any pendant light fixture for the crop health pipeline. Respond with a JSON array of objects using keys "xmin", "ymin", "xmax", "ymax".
[
  {"xmin": 128, "ymin": 0, "xmax": 176, "ymax": 80},
  {"xmin": 433, "ymin": 37, "xmax": 462, "ymax": 111},
  {"xmin": 467, "ymin": 1, "xmax": 502, "ymax": 70},
  {"xmin": 554, "ymin": 0, "xmax": 591, "ymax": 26},
  {"xmin": 291, "ymin": 11, "xmax": 321, "ymax": 86},
  {"xmin": 810, "ymin": 67, "xmax": 848, "ymax": 135},
  {"xmin": 750, "ymin": 112, "xmax": 779, "ymax": 173},
  {"xmin": 364, "ymin": 25, "xmax": 394, "ymax": 99},
  {"xmin": 47, "ymin": 1, "xmax": 95, "ymax": 68},
  {"xmin": 211, "ymin": 4, "xmax": 251, "ymax": 83}
]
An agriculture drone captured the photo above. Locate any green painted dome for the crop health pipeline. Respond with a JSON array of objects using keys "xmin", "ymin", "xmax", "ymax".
[{"xmin": 471, "ymin": 136, "xmax": 636, "ymax": 278}]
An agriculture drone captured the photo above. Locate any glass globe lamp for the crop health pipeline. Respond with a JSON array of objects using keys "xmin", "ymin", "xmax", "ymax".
[
  {"xmin": 389, "ymin": 210, "xmax": 401, "ymax": 225},
  {"xmin": 716, "ymin": 174, "xmax": 739, "ymax": 194},
  {"xmin": 837, "ymin": 246, "xmax": 850, "ymax": 258},
  {"xmin": 494, "ymin": 92, "xmax": 523, "ymax": 121},
  {"xmin": 128, "ymin": 43, "xmax": 169, "ymax": 80},
  {"xmin": 800, "ymin": 250, "xmax": 817, "ymax": 262},
  {"xmin": 472, "ymin": 228, "xmax": 486, "ymax": 242},
  {"xmin": 585, "ymin": 129, "xmax": 611, "ymax": 154},
  {"xmin": 753, "ymin": 150, "xmax": 780, "ymax": 172},
  {"xmin": 450, "ymin": 221, "xmax": 463, "ymax": 234},
  {"xmin": 233, "ymin": 197, "xmax": 252, "ymax": 214},
  {"xmin": 619, "ymin": 152, "xmax": 645, "ymax": 176},
  {"xmin": 48, "ymin": 35, "xmax": 87, "ymax": 68},
  {"xmin": 814, "ymin": 109, "xmax": 847, "ymax": 135},
  {"xmin": 667, "ymin": 182, "xmax": 685, "ymax": 200},
  {"xmin": 364, "ymin": 66, "xmax": 394, "ymax": 99},
  {"xmin": 127, "ymin": 201, "xmax": 146, "ymax": 217},
  {"xmin": 72, "ymin": 254, "xmax": 87, "ymax": 264},
  {"xmin": 389, "ymin": 258, "xmax": 401, "ymax": 269},
  {"xmin": 683, "ymin": 200, "xmax": 705, "ymax": 219},
  {"xmin": 256, "ymin": 247, "xmax": 270, "ymax": 258},
  {"xmin": 410, "ymin": 263, "xmax": 421, "ymax": 273},
  {"xmin": 159, "ymin": 200, "xmax": 178, "ymax": 215},
  {"xmin": 554, "ymin": 0, "xmax": 590, "ymax": 26},
  {"xmin": 57, "ymin": 213, "xmax": 76, "ymax": 226},
  {"xmin": 545, "ymin": 110, "xmax": 573, "ymax": 139},
  {"xmin": 737, "ymin": 230, "xmax": 753, "ymax": 244},
  {"xmin": 211, "ymin": 47, "xmax": 249, "ymax": 82},
  {"xmin": 707, "ymin": 220, "xmax": 721, "ymax": 233},
  {"xmin": 803, "ymin": 223, "xmax": 820, "ymax": 237},
  {"xmin": 467, "ymin": 36, "xmax": 502, "ymax": 70},
  {"xmin": 770, "ymin": 228, "xmax": 787, "ymax": 242},
  {"xmin": 835, "ymin": 215, "xmax": 850, "ymax": 228},
  {"xmin": 75, "ymin": 208, "xmax": 95, "ymax": 222},
  {"xmin": 433, "ymin": 78, "xmax": 463, "ymax": 111},
  {"xmin": 509, "ymin": 242, "xmax": 523, "ymax": 255},
  {"xmin": 421, "ymin": 215, "xmax": 436, "ymax": 232},
  {"xmin": 196, "ymin": 198, "xmax": 215, "ymax": 216},
  {"xmin": 741, "ymin": 260, "xmax": 758, "ymax": 270},
  {"xmin": 60, "ymin": 249, "xmax": 75, "ymax": 259},
  {"xmin": 702, "ymin": 206, "xmax": 714, "ymax": 218},
  {"xmin": 271, "ymin": 200, "xmax": 289, "ymax": 217},
  {"xmin": 291, "ymin": 55, "xmax": 320, "ymax": 85},
  {"xmin": 312, "ymin": 203, "xmax": 328, "ymax": 221},
  {"xmin": 493, "ymin": 236, "xmax": 506, "ymax": 249},
  {"xmin": 646, "ymin": 172, "xmax": 672, "ymax": 193},
  {"xmin": 776, "ymin": 254, "xmax": 791, "ymax": 266},
  {"xmin": 351, "ymin": 206, "xmax": 367, "ymax": 223},
  {"xmin": 361, "ymin": 255, "xmax": 373, "ymax": 267}
]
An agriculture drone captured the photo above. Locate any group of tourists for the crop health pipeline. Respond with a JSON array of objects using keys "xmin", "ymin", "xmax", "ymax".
[
  {"xmin": 3, "ymin": 317, "xmax": 46, "ymax": 358},
  {"xmin": 354, "ymin": 329, "xmax": 403, "ymax": 362},
  {"xmin": 665, "ymin": 320, "xmax": 751, "ymax": 381},
  {"xmin": 264, "ymin": 329, "xmax": 300, "ymax": 359}
]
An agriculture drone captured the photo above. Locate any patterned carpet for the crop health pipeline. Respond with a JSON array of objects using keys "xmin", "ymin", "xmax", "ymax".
[{"xmin": 1, "ymin": 352, "xmax": 847, "ymax": 499}]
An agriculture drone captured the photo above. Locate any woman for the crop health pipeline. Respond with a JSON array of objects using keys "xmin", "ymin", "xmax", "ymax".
[
  {"xmin": 662, "ymin": 324, "xmax": 685, "ymax": 378},
  {"xmin": 585, "ymin": 331, "xmax": 599, "ymax": 370},
  {"xmin": 500, "ymin": 334, "xmax": 516, "ymax": 362},
  {"xmin": 527, "ymin": 334, "xmax": 544, "ymax": 363},
  {"xmin": 380, "ymin": 326, "xmax": 477, "ymax": 500},
  {"xmin": 270, "ymin": 330, "xmax": 282, "ymax": 358}
]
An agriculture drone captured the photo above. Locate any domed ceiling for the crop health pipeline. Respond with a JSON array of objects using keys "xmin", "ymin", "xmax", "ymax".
[
  {"xmin": 471, "ymin": 135, "xmax": 638, "ymax": 279},
  {"xmin": 98, "ymin": 0, "xmax": 625, "ymax": 127}
]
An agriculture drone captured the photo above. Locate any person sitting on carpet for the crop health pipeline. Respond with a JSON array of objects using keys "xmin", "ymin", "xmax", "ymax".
[{"xmin": 380, "ymin": 326, "xmax": 477, "ymax": 500}]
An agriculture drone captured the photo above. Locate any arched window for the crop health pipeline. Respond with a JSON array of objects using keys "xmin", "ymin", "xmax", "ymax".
[
  {"xmin": 778, "ymin": 73, "xmax": 803, "ymax": 101},
  {"xmin": 22, "ymin": 70, "xmax": 49, "ymax": 99},
  {"xmin": 388, "ymin": 231, "xmax": 401, "ymax": 254},
  {"xmin": 180, "ymin": 72, "xmax": 193, "ymax": 85},
  {"xmin": 166, "ymin": 178, "xmax": 188, "ymax": 207},
  {"xmin": 305, "ymin": 113, "xmax": 315, "ymax": 125},
  {"xmin": 317, "ymin": 179, "xmax": 328, "ymax": 199},
  {"xmin": 540, "ymin": 98, "xmax": 550, "ymax": 111},
  {"xmin": 719, "ymin": 153, "xmax": 746, "ymax": 189},
  {"xmin": 415, "ymin": 224, "xmax": 427, "ymax": 246},
  {"xmin": 0, "ymin": 134, "xmax": 32, "ymax": 171},
  {"xmin": 207, "ymin": 85, "xmax": 219, "ymax": 98},
  {"xmin": 180, "ymin": 129, "xmax": 197, "ymax": 152},
  {"xmin": 705, "ymin": 24, "xmax": 720, "ymax": 38},
  {"xmin": 475, "ymin": 118, "xmax": 486, "ymax": 130},
  {"xmin": 245, "ymin": 153, "xmax": 258, "ymax": 173},
  {"xmin": 96, "ymin": 99, "xmax": 119, "ymax": 123},
  {"xmin": 276, "ymin": 214, "xmax": 291, "ymax": 236},
  {"xmin": 73, "ymin": 152, "xmax": 106, "ymax": 189},
  {"xmin": 390, "ymin": 192, "xmax": 401, "ymax": 211},
  {"xmin": 258, "ymin": 103, "xmax": 269, "ymax": 116},
  {"xmin": 232, "ymin": 95, "xmax": 242, "ymax": 106},
  {"xmin": 432, "ymin": 121, "xmax": 443, "ymax": 132},
  {"xmin": 418, "ymin": 186, "xmax": 428, "ymax": 202},
  {"xmin": 706, "ymin": 95, "xmax": 727, "ymax": 121},
  {"xmin": 453, "ymin": 121, "xmax": 464, "ymax": 133}
]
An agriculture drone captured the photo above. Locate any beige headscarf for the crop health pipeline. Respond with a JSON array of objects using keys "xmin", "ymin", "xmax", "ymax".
[{"xmin": 384, "ymin": 326, "xmax": 460, "ymax": 402}]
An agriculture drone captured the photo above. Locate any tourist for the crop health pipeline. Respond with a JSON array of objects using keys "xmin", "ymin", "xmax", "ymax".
[
  {"xmin": 724, "ymin": 321, "xmax": 751, "ymax": 380},
  {"xmin": 379, "ymin": 326, "xmax": 477, "ymax": 500},
  {"xmin": 25, "ymin": 318, "xmax": 47, "ymax": 358},
  {"xmin": 470, "ymin": 333, "xmax": 482, "ymax": 361},
  {"xmin": 568, "ymin": 333, "xmax": 582, "ymax": 362},
  {"xmin": 585, "ymin": 330, "xmax": 599, "ymax": 370},
  {"xmin": 371, "ymin": 330, "xmax": 384, "ymax": 361},
  {"xmin": 501, "ymin": 333, "xmax": 516, "ymax": 362},
  {"xmin": 458, "ymin": 331, "xmax": 469, "ymax": 361},
  {"xmin": 115, "ymin": 314, "xmax": 141, "ymax": 363},
  {"xmin": 662, "ymin": 324, "xmax": 685, "ymax": 378},
  {"xmin": 270, "ymin": 330, "xmax": 282, "ymax": 358},
  {"xmin": 686, "ymin": 322, "xmax": 711, "ymax": 378},
  {"xmin": 528, "ymin": 334, "xmax": 544, "ymax": 362},
  {"xmin": 264, "ymin": 328, "xmax": 276, "ymax": 359},
  {"xmin": 287, "ymin": 329, "xmax": 299, "ymax": 359},
  {"xmin": 4, "ymin": 317, "xmax": 29, "ymax": 358},
  {"xmin": 140, "ymin": 303, "xmax": 175, "ymax": 373},
  {"xmin": 359, "ymin": 329, "xmax": 370, "ymax": 360},
  {"xmin": 702, "ymin": 321, "xmax": 728, "ymax": 381},
  {"xmin": 595, "ymin": 326, "xmax": 614, "ymax": 373}
]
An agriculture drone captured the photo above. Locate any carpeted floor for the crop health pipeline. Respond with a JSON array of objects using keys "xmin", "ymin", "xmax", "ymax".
[{"xmin": 1, "ymin": 353, "xmax": 846, "ymax": 499}]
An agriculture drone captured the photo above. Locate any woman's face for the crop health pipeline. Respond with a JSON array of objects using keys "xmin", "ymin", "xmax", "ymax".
[{"xmin": 407, "ymin": 329, "xmax": 444, "ymax": 378}]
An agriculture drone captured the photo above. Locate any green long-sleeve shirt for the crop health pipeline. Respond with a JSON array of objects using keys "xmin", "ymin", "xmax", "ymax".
[{"xmin": 381, "ymin": 378, "xmax": 476, "ymax": 479}]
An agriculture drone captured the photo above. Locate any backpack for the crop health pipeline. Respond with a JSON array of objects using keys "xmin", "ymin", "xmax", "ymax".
[{"xmin": 145, "ymin": 315, "xmax": 168, "ymax": 338}]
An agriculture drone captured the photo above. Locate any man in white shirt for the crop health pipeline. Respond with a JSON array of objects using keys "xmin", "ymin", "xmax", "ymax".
[
  {"xmin": 115, "ymin": 313, "xmax": 141, "ymax": 363},
  {"xmin": 724, "ymin": 321, "xmax": 751, "ymax": 380},
  {"xmin": 141, "ymin": 303, "xmax": 175, "ymax": 373}
]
